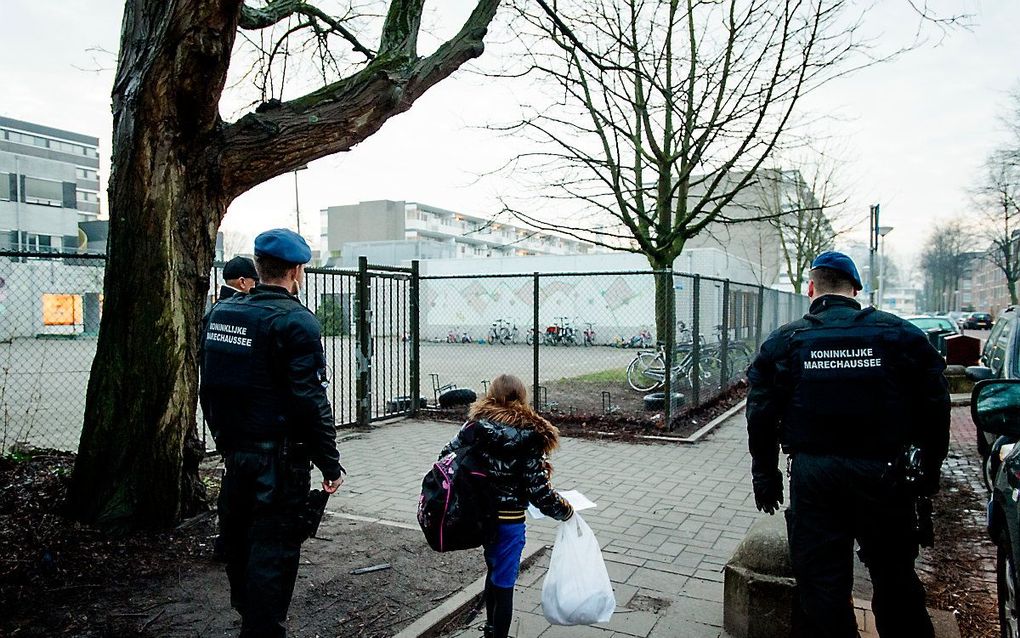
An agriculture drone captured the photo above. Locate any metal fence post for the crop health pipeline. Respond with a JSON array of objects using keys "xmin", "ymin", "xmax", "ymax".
[
  {"xmin": 409, "ymin": 260, "xmax": 420, "ymax": 415},
  {"xmin": 356, "ymin": 256, "xmax": 371, "ymax": 427},
  {"xmin": 755, "ymin": 285, "xmax": 765, "ymax": 350},
  {"xmin": 691, "ymin": 275, "xmax": 701, "ymax": 408},
  {"xmin": 663, "ymin": 269, "xmax": 675, "ymax": 429},
  {"xmin": 721, "ymin": 279, "xmax": 730, "ymax": 387},
  {"xmin": 533, "ymin": 272, "xmax": 540, "ymax": 411}
]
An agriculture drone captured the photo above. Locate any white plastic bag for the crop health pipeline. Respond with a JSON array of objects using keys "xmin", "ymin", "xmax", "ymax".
[{"xmin": 541, "ymin": 514, "xmax": 616, "ymax": 625}]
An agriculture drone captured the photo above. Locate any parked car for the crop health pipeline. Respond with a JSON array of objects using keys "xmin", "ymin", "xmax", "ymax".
[
  {"xmin": 967, "ymin": 305, "xmax": 1018, "ymax": 462},
  {"xmin": 905, "ymin": 315, "xmax": 960, "ymax": 335},
  {"xmin": 965, "ymin": 312, "xmax": 995, "ymax": 330},
  {"xmin": 970, "ymin": 379, "xmax": 1020, "ymax": 636},
  {"xmin": 954, "ymin": 312, "xmax": 973, "ymax": 330}
]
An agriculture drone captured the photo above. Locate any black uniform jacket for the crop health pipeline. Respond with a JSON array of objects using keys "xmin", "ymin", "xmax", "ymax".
[
  {"xmin": 746, "ymin": 294, "xmax": 950, "ymax": 489},
  {"xmin": 441, "ymin": 398, "xmax": 574, "ymax": 523},
  {"xmin": 200, "ymin": 284, "xmax": 343, "ymax": 481},
  {"xmin": 217, "ymin": 284, "xmax": 242, "ymax": 301}
]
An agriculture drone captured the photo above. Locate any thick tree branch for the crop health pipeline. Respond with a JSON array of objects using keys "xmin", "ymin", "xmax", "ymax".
[
  {"xmin": 220, "ymin": 0, "xmax": 500, "ymax": 200},
  {"xmin": 239, "ymin": 0, "xmax": 376, "ymax": 59}
]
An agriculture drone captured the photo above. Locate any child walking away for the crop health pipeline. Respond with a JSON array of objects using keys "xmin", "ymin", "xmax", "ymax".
[{"xmin": 441, "ymin": 375, "xmax": 573, "ymax": 638}]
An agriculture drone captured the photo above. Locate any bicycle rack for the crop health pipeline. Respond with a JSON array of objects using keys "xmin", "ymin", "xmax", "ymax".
[
  {"xmin": 430, "ymin": 373, "xmax": 457, "ymax": 406},
  {"xmin": 481, "ymin": 379, "xmax": 489, "ymax": 394},
  {"xmin": 601, "ymin": 391, "xmax": 619, "ymax": 414}
]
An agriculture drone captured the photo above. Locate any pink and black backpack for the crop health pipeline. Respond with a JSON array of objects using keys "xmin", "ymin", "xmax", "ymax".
[{"xmin": 417, "ymin": 422, "xmax": 495, "ymax": 552}]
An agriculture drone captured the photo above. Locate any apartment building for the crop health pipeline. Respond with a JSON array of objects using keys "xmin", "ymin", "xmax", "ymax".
[
  {"xmin": 0, "ymin": 116, "xmax": 101, "ymax": 253},
  {"xmin": 320, "ymin": 200, "xmax": 594, "ymax": 267}
]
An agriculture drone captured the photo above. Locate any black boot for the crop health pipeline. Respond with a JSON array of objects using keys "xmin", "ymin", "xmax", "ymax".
[{"xmin": 490, "ymin": 585, "xmax": 514, "ymax": 638}]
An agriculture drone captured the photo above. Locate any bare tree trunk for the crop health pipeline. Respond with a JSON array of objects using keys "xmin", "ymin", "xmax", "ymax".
[
  {"xmin": 70, "ymin": 0, "xmax": 236, "ymax": 527},
  {"xmin": 649, "ymin": 254, "xmax": 675, "ymax": 344},
  {"xmin": 1010, "ymin": 279, "xmax": 1019, "ymax": 306},
  {"xmin": 69, "ymin": 0, "xmax": 501, "ymax": 528}
]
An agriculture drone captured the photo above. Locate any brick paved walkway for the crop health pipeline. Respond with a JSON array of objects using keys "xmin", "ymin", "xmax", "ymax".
[
  {"xmin": 330, "ymin": 409, "xmax": 971, "ymax": 638},
  {"xmin": 331, "ymin": 413, "xmax": 758, "ymax": 637}
]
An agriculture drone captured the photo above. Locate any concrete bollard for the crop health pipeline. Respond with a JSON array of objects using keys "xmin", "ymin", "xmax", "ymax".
[{"xmin": 723, "ymin": 516, "xmax": 805, "ymax": 638}]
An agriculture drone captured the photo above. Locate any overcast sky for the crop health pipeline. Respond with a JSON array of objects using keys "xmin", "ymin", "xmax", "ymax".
[{"xmin": 2, "ymin": 1, "xmax": 1018, "ymax": 272}]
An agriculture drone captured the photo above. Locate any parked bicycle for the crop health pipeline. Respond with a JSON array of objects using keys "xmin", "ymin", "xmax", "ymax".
[
  {"xmin": 582, "ymin": 322, "xmax": 596, "ymax": 347},
  {"xmin": 487, "ymin": 318, "xmax": 520, "ymax": 345},
  {"xmin": 626, "ymin": 342, "xmax": 721, "ymax": 392},
  {"xmin": 447, "ymin": 330, "xmax": 472, "ymax": 344},
  {"xmin": 543, "ymin": 317, "xmax": 578, "ymax": 346}
]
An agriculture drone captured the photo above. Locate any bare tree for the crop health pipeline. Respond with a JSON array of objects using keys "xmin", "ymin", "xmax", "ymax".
[
  {"xmin": 70, "ymin": 0, "xmax": 502, "ymax": 528},
  {"xmin": 495, "ymin": 0, "xmax": 877, "ymax": 339},
  {"xmin": 920, "ymin": 220, "xmax": 973, "ymax": 312},
  {"xmin": 974, "ymin": 150, "xmax": 1020, "ymax": 305},
  {"xmin": 753, "ymin": 155, "xmax": 857, "ymax": 294}
]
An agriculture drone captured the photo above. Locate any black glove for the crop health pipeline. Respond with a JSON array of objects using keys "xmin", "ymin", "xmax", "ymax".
[{"xmin": 752, "ymin": 469, "xmax": 784, "ymax": 515}]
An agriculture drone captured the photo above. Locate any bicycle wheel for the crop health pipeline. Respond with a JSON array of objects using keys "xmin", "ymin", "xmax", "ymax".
[
  {"xmin": 627, "ymin": 352, "xmax": 665, "ymax": 392},
  {"xmin": 687, "ymin": 355, "xmax": 722, "ymax": 386}
]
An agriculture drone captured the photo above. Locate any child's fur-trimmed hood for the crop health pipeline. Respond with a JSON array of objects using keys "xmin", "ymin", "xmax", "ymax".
[{"xmin": 468, "ymin": 397, "xmax": 560, "ymax": 455}]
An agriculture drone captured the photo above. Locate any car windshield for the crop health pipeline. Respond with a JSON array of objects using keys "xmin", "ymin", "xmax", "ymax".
[
  {"xmin": 908, "ymin": 317, "xmax": 956, "ymax": 332},
  {"xmin": 975, "ymin": 313, "xmax": 992, "ymax": 320}
]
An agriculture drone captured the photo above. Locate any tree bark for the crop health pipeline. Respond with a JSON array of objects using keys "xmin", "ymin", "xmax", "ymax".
[
  {"xmin": 649, "ymin": 253, "xmax": 676, "ymax": 345},
  {"xmin": 70, "ymin": 0, "xmax": 501, "ymax": 528},
  {"xmin": 70, "ymin": 0, "xmax": 243, "ymax": 527}
]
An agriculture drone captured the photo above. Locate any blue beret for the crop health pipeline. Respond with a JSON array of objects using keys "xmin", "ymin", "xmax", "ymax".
[
  {"xmin": 810, "ymin": 251, "xmax": 863, "ymax": 291},
  {"xmin": 254, "ymin": 228, "xmax": 312, "ymax": 265}
]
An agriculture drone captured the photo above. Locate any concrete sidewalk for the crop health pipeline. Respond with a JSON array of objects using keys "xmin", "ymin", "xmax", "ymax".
[
  {"xmin": 331, "ymin": 412, "xmax": 757, "ymax": 637},
  {"xmin": 328, "ymin": 411, "xmax": 958, "ymax": 637}
]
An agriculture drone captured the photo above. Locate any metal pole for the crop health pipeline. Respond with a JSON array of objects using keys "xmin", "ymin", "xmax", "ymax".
[
  {"xmin": 14, "ymin": 155, "xmax": 22, "ymax": 252},
  {"xmin": 878, "ymin": 234, "xmax": 886, "ymax": 310},
  {"xmin": 691, "ymin": 275, "xmax": 701, "ymax": 408},
  {"xmin": 755, "ymin": 285, "xmax": 765, "ymax": 350},
  {"xmin": 533, "ymin": 272, "xmax": 540, "ymax": 412},
  {"xmin": 721, "ymin": 280, "xmax": 730, "ymax": 386},
  {"xmin": 409, "ymin": 260, "xmax": 421, "ymax": 414},
  {"xmin": 663, "ymin": 270, "xmax": 674, "ymax": 429},
  {"xmin": 356, "ymin": 256, "xmax": 371, "ymax": 427},
  {"xmin": 294, "ymin": 169, "xmax": 302, "ymax": 236}
]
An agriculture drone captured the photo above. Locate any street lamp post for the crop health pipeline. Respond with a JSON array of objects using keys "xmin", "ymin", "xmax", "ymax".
[
  {"xmin": 293, "ymin": 164, "xmax": 308, "ymax": 235},
  {"xmin": 877, "ymin": 226, "xmax": 893, "ymax": 310}
]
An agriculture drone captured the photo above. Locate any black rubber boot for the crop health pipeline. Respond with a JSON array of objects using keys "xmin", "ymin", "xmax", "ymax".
[{"xmin": 490, "ymin": 585, "xmax": 514, "ymax": 638}]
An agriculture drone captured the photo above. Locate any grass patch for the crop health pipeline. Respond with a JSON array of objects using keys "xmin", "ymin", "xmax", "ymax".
[{"xmin": 560, "ymin": 368, "xmax": 629, "ymax": 384}]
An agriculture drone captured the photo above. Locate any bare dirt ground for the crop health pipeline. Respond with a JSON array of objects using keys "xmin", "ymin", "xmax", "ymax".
[
  {"xmin": 1, "ymin": 450, "xmax": 483, "ymax": 638},
  {"xmin": 919, "ymin": 406, "xmax": 998, "ymax": 638},
  {"xmin": 422, "ymin": 382, "xmax": 747, "ymax": 441}
]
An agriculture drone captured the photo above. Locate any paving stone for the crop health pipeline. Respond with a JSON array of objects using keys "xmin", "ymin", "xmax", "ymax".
[{"xmin": 596, "ymin": 608, "xmax": 660, "ymax": 637}]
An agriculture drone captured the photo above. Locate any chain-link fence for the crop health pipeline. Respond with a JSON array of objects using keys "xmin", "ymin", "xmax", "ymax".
[
  {"xmin": 418, "ymin": 269, "xmax": 809, "ymax": 429},
  {"xmin": 1, "ymin": 250, "xmax": 808, "ymax": 452},
  {"xmin": 0, "ymin": 251, "xmax": 105, "ymax": 452}
]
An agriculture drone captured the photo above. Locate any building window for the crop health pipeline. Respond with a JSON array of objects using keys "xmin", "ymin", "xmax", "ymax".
[
  {"xmin": 77, "ymin": 191, "xmax": 99, "ymax": 203},
  {"xmin": 75, "ymin": 167, "xmax": 98, "ymax": 180},
  {"xmin": 0, "ymin": 172, "xmax": 9, "ymax": 201},
  {"xmin": 23, "ymin": 177, "xmax": 64, "ymax": 206}
]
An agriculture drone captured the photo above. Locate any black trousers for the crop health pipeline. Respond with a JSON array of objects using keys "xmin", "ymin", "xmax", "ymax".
[
  {"xmin": 786, "ymin": 453, "xmax": 933, "ymax": 638},
  {"xmin": 219, "ymin": 450, "xmax": 310, "ymax": 638}
]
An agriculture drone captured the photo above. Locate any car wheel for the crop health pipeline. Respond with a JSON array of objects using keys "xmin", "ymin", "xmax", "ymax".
[{"xmin": 999, "ymin": 532, "xmax": 1020, "ymax": 638}]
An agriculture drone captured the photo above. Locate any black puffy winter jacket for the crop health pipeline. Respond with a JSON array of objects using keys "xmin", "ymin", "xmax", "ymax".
[{"xmin": 440, "ymin": 398, "xmax": 573, "ymax": 523}]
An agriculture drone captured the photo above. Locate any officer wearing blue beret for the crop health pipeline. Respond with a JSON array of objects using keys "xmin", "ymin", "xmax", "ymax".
[
  {"xmin": 746, "ymin": 251, "xmax": 950, "ymax": 637},
  {"xmin": 200, "ymin": 228, "xmax": 344, "ymax": 637}
]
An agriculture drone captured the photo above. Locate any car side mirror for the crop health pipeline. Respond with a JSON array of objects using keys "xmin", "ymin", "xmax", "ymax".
[
  {"xmin": 967, "ymin": 366, "xmax": 995, "ymax": 382},
  {"xmin": 972, "ymin": 379, "xmax": 1020, "ymax": 438}
]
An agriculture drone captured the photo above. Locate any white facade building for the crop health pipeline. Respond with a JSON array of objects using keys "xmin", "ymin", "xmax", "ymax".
[
  {"xmin": 320, "ymin": 200, "xmax": 595, "ymax": 266},
  {"xmin": 0, "ymin": 117, "xmax": 101, "ymax": 253}
]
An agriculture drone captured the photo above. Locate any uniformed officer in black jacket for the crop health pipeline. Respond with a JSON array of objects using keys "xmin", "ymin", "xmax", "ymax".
[
  {"xmin": 200, "ymin": 228, "xmax": 345, "ymax": 638},
  {"xmin": 218, "ymin": 255, "xmax": 259, "ymax": 301},
  {"xmin": 746, "ymin": 251, "xmax": 950, "ymax": 638}
]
